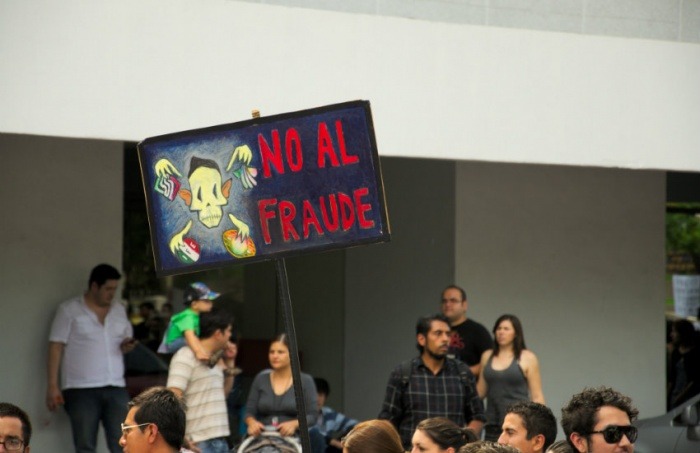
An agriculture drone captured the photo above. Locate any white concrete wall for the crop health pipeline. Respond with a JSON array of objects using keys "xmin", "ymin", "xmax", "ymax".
[
  {"xmin": 454, "ymin": 161, "xmax": 666, "ymax": 427},
  {"xmin": 1, "ymin": 0, "xmax": 699, "ymax": 171},
  {"xmin": 0, "ymin": 134, "xmax": 123, "ymax": 452}
]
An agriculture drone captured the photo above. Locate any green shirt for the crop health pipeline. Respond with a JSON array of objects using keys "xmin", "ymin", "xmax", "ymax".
[{"xmin": 166, "ymin": 307, "xmax": 199, "ymax": 344}]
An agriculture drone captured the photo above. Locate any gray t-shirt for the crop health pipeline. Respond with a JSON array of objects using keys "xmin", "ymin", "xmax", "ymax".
[{"xmin": 245, "ymin": 369, "xmax": 318, "ymax": 426}]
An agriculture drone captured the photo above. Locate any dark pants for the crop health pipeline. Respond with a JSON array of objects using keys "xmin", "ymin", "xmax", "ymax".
[
  {"xmin": 63, "ymin": 386, "xmax": 129, "ymax": 453},
  {"xmin": 308, "ymin": 427, "xmax": 327, "ymax": 453},
  {"xmin": 197, "ymin": 437, "xmax": 230, "ymax": 453}
]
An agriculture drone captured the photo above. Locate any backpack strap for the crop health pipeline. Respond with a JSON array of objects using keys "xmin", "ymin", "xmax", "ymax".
[
  {"xmin": 454, "ymin": 358, "xmax": 476, "ymax": 388},
  {"xmin": 399, "ymin": 359, "xmax": 413, "ymax": 389}
]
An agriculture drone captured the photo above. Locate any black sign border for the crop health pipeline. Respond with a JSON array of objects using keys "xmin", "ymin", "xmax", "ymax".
[{"xmin": 138, "ymin": 100, "xmax": 390, "ymax": 277}]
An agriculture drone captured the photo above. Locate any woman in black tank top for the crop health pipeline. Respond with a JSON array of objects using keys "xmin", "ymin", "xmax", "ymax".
[{"xmin": 476, "ymin": 314, "xmax": 545, "ymax": 441}]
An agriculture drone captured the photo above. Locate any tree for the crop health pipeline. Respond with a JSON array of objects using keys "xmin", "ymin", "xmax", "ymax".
[{"xmin": 667, "ymin": 208, "xmax": 700, "ymax": 273}]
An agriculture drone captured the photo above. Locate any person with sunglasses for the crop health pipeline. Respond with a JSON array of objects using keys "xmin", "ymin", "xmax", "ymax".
[
  {"xmin": 0, "ymin": 402, "xmax": 32, "ymax": 452},
  {"xmin": 119, "ymin": 387, "xmax": 186, "ymax": 453},
  {"xmin": 561, "ymin": 386, "xmax": 639, "ymax": 453}
]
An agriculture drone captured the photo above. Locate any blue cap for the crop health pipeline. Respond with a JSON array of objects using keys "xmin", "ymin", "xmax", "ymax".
[{"xmin": 184, "ymin": 282, "xmax": 220, "ymax": 304}]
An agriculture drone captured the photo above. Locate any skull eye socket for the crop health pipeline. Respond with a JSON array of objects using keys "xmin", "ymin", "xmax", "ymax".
[{"xmin": 194, "ymin": 182, "xmax": 220, "ymax": 206}]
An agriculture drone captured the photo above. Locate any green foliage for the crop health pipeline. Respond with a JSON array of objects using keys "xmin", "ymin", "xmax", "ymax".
[
  {"xmin": 666, "ymin": 210, "xmax": 700, "ymax": 256},
  {"xmin": 666, "ymin": 214, "xmax": 700, "ymax": 253},
  {"xmin": 666, "ymin": 203, "xmax": 700, "ymax": 273}
]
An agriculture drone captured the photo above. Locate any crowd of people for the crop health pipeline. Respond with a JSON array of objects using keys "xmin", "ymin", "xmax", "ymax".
[
  {"xmin": 0, "ymin": 264, "xmax": 666, "ymax": 452},
  {"xmin": 1, "ymin": 384, "xmax": 637, "ymax": 453}
]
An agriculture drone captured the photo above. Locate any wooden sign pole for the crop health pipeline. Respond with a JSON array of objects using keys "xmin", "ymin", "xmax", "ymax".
[
  {"xmin": 254, "ymin": 107, "xmax": 312, "ymax": 453},
  {"xmin": 275, "ymin": 258, "xmax": 312, "ymax": 452}
]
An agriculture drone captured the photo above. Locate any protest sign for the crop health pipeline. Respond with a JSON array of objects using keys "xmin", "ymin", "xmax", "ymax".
[{"xmin": 138, "ymin": 100, "xmax": 389, "ymax": 276}]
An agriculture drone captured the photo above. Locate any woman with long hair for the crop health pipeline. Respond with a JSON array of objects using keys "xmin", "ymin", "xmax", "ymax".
[
  {"xmin": 411, "ymin": 417, "xmax": 477, "ymax": 453},
  {"xmin": 476, "ymin": 314, "xmax": 544, "ymax": 441},
  {"xmin": 244, "ymin": 333, "xmax": 318, "ymax": 439},
  {"xmin": 342, "ymin": 419, "xmax": 404, "ymax": 453}
]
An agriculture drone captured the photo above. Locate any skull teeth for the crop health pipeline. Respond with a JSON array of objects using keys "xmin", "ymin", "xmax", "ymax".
[{"xmin": 198, "ymin": 210, "xmax": 223, "ymax": 228}]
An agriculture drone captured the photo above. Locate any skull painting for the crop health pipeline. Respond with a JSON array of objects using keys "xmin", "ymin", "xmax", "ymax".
[{"xmin": 179, "ymin": 156, "xmax": 232, "ymax": 228}]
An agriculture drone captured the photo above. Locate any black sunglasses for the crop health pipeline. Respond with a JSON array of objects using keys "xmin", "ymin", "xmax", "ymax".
[{"xmin": 590, "ymin": 425, "xmax": 638, "ymax": 444}]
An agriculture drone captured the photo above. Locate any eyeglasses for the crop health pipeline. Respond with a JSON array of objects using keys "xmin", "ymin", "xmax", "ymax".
[
  {"xmin": 590, "ymin": 425, "xmax": 638, "ymax": 444},
  {"xmin": 120, "ymin": 422, "xmax": 152, "ymax": 436},
  {"xmin": 0, "ymin": 437, "xmax": 24, "ymax": 451},
  {"xmin": 441, "ymin": 298, "xmax": 462, "ymax": 304}
]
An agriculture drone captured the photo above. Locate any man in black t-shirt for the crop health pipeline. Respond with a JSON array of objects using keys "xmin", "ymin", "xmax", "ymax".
[{"xmin": 440, "ymin": 284, "xmax": 493, "ymax": 376}]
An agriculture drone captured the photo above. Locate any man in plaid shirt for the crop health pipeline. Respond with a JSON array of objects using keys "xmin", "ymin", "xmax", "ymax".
[{"xmin": 378, "ymin": 314, "xmax": 486, "ymax": 449}]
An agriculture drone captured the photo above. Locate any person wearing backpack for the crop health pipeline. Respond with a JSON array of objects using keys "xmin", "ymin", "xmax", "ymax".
[{"xmin": 378, "ymin": 314, "xmax": 486, "ymax": 450}]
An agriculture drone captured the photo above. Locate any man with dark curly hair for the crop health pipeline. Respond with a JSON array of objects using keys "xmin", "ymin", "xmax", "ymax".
[{"xmin": 561, "ymin": 386, "xmax": 639, "ymax": 453}]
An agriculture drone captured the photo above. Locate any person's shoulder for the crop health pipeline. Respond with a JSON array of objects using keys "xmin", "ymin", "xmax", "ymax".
[
  {"xmin": 253, "ymin": 369, "xmax": 272, "ymax": 380},
  {"xmin": 466, "ymin": 318, "xmax": 489, "ymax": 330},
  {"xmin": 386, "ymin": 358, "xmax": 418, "ymax": 381},
  {"xmin": 172, "ymin": 345, "xmax": 192, "ymax": 357},
  {"xmin": 300, "ymin": 372, "xmax": 315, "ymax": 382},
  {"xmin": 402, "ymin": 357, "xmax": 423, "ymax": 372},
  {"xmin": 171, "ymin": 345, "xmax": 195, "ymax": 363},
  {"xmin": 520, "ymin": 348, "xmax": 536, "ymax": 359},
  {"xmin": 64, "ymin": 295, "xmax": 82, "ymax": 304},
  {"xmin": 446, "ymin": 357, "xmax": 469, "ymax": 369},
  {"xmin": 320, "ymin": 406, "xmax": 336, "ymax": 416},
  {"xmin": 518, "ymin": 349, "xmax": 539, "ymax": 366},
  {"xmin": 110, "ymin": 301, "xmax": 129, "ymax": 314},
  {"xmin": 58, "ymin": 296, "xmax": 83, "ymax": 309},
  {"xmin": 170, "ymin": 308, "xmax": 189, "ymax": 320},
  {"xmin": 54, "ymin": 296, "xmax": 85, "ymax": 317},
  {"xmin": 446, "ymin": 359, "xmax": 477, "ymax": 383},
  {"xmin": 301, "ymin": 371, "xmax": 315, "ymax": 378},
  {"xmin": 480, "ymin": 349, "xmax": 494, "ymax": 361}
]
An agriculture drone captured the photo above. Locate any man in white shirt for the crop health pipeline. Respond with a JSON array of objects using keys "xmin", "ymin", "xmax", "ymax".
[{"xmin": 46, "ymin": 263, "xmax": 136, "ymax": 453}]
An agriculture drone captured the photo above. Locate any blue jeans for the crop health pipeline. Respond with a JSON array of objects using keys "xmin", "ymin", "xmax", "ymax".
[
  {"xmin": 196, "ymin": 437, "xmax": 229, "ymax": 453},
  {"xmin": 63, "ymin": 386, "xmax": 129, "ymax": 453},
  {"xmin": 165, "ymin": 336, "xmax": 186, "ymax": 353},
  {"xmin": 308, "ymin": 427, "xmax": 327, "ymax": 453}
]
